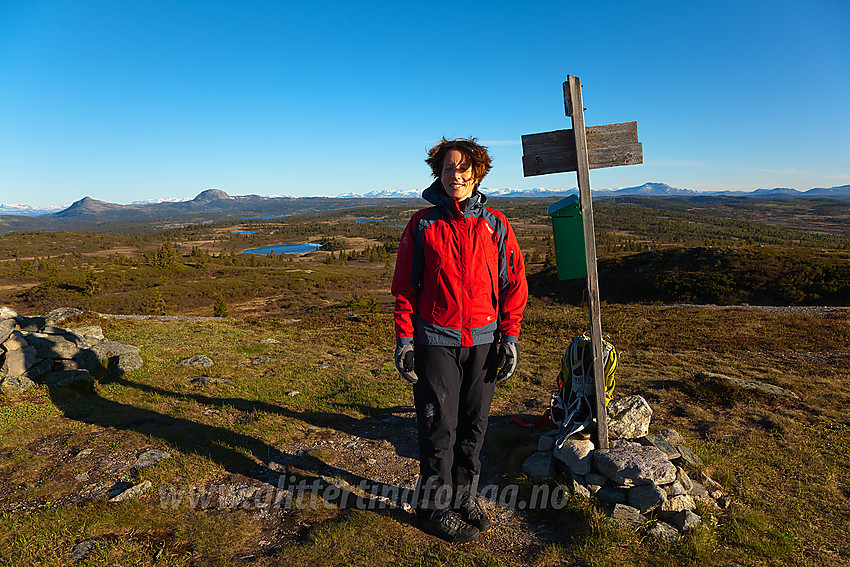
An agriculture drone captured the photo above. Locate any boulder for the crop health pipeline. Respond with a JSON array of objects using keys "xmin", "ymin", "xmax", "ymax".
[
  {"xmin": 647, "ymin": 521, "xmax": 680, "ymax": 542},
  {"xmin": 627, "ymin": 483, "xmax": 667, "ymax": 514},
  {"xmin": 109, "ymin": 480, "xmax": 152, "ymax": 502},
  {"xmin": 134, "ymin": 449, "xmax": 172, "ymax": 470},
  {"xmin": 603, "ymin": 503, "xmax": 645, "ymax": 527},
  {"xmin": 674, "ymin": 445, "xmax": 704, "ymax": 470},
  {"xmin": 537, "ymin": 434, "xmax": 555, "ymax": 452},
  {"xmin": 0, "ymin": 319, "xmax": 16, "ymax": 344},
  {"xmin": 43, "ymin": 307, "xmax": 85, "ymax": 323},
  {"xmin": 0, "ymin": 375, "xmax": 36, "ymax": 394},
  {"xmin": 522, "ymin": 451, "xmax": 554, "ymax": 482},
  {"xmin": 607, "ymin": 395, "xmax": 652, "ymax": 439},
  {"xmin": 1, "ymin": 346, "xmax": 36, "ymax": 376},
  {"xmin": 638, "ymin": 433, "xmax": 681, "ymax": 460},
  {"xmin": 553, "ymin": 437, "xmax": 595, "ymax": 475},
  {"xmin": 25, "ymin": 334, "xmax": 80, "ymax": 360},
  {"xmin": 18, "ymin": 316, "xmax": 46, "ymax": 332},
  {"xmin": 90, "ymin": 341, "xmax": 141, "ymax": 361},
  {"xmin": 2, "ymin": 331, "xmax": 29, "ymax": 351},
  {"xmin": 660, "ymin": 494, "xmax": 696, "ymax": 513},
  {"xmin": 656, "ymin": 428, "xmax": 685, "ymax": 446},
  {"xmin": 45, "ymin": 369, "xmax": 95, "ymax": 390},
  {"xmin": 671, "ymin": 509, "xmax": 701, "ymax": 532},
  {"xmin": 594, "ymin": 446, "xmax": 677, "ymax": 486},
  {"xmin": 0, "ymin": 306, "xmax": 18, "ymax": 320},
  {"xmin": 177, "ymin": 355, "xmax": 214, "ymax": 368},
  {"xmin": 597, "ymin": 485, "xmax": 627, "ymax": 504}
]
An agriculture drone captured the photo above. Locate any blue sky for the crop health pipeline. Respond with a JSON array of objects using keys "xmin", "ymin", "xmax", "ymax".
[{"xmin": 1, "ymin": 0, "xmax": 848, "ymax": 207}]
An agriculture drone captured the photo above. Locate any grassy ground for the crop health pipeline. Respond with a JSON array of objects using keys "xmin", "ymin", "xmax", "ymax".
[{"xmin": 1, "ymin": 301, "xmax": 848, "ymax": 566}]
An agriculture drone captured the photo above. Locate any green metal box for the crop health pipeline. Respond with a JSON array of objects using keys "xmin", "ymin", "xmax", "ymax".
[{"xmin": 547, "ymin": 195, "xmax": 587, "ymax": 281}]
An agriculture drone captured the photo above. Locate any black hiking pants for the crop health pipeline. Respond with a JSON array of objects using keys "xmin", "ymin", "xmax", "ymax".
[{"xmin": 412, "ymin": 342, "xmax": 497, "ymax": 518}]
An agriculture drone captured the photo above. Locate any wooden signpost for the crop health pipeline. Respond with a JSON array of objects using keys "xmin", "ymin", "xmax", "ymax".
[{"xmin": 522, "ymin": 75, "xmax": 642, "ymax": 449}]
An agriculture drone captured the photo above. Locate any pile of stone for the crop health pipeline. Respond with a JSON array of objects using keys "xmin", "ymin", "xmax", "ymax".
[
  {"xmin": 523, "ymin": 394, "xmax": 727, "ymax": 541},
  {"xmin": 0, "ymin": 306, "xmax": 143, "ymax": 394}
]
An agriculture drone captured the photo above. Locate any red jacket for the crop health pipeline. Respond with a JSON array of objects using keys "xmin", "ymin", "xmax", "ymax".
[{"xmin": 392, "ymin": 181, "xmax": 528, "ymax": 347}]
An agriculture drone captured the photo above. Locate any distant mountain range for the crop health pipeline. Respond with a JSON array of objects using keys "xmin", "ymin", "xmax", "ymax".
[
  {"xmin": 342, "ymin": 182, "xmax": 850, "ymax": 200},
  {"xmin": 1, "ymin": 183, "xmax": 848, "ymax": 233}
]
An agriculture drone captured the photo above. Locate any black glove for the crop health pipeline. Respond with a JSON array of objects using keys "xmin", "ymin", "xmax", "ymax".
[
  {"xmin": 496, "ymin": 341, "xmax": 518, "ymax": 383},
  {"xmin": 394, "ymin": 344, "xmax": 418, "ymax": 384}
]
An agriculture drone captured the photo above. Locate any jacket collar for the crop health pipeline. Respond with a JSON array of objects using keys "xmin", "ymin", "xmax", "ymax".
[{"xmin": 422, "ymin": 179, "xmax": 487, "ymax": 218}]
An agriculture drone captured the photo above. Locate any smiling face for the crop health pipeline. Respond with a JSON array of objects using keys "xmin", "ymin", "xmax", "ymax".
[{"xmin": 441, "ymin": 149, "xmax": 477, "ymax": 202}]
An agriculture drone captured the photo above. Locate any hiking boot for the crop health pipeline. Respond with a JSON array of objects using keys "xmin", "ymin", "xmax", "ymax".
[
  {"xmin": 421, "ymin": 510, "xmax": 480, "ymax": 543},
  {"xmin": 457, "ymin": 494, "xmax": 492, "ymax": 532}
]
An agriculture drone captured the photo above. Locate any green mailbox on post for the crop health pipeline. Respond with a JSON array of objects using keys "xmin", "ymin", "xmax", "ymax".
[{"xmin": 547, "ymin": 195, "xmax": 587, "ymax": 281}]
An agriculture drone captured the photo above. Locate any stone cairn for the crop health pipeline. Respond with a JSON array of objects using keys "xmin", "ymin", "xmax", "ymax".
[
  {"xmin": 0, "ymin": 306, "xmax": 143, "ymax": 394},
  {"xmin": 522, "ymin": 394, "xmax": 728, "ymax": 541}
]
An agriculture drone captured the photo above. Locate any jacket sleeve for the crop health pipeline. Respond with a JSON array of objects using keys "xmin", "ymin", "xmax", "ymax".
[
  {"xmin": 498, "ymin": 217, "xmax": 528, "ymax": 342},
  {"xmin": 391, "ymin": 214, "xmax": 423, "ymax": 345}
]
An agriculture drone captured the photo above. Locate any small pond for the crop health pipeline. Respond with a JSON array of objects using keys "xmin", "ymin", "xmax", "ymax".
[{"xmin": 241, "ymin": 243, "xmax": 321, "ymax": 255}]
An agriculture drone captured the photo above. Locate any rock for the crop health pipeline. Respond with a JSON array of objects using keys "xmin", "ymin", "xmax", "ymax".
[
  {"xmin": 663, "ymin": 480, "xmax": 688, "ymax": 497},
  {"xmin": 607, "ymin": 395, "xmax": 653, "ymax": 439},
  {"xmin": 569, "ymin": 477, "xmax": 591, "ymax": 498},
  {"xmin": 603, "ymin": 503, "xmax": 645, "ymax": 527},
  {"xmin": 26, "ymin": 333, "xmax": 80, "ymax": 359},
  {"xmin": 0, "ymin": 306, "xmax": 18, "ymax": 320},
  {"xmin": 250, "ymin": 356, "xmax": 278, "ymax": 365},
  {"xmin": 177, "ymin": 355, "xmax": 214, "ymax": 368},
  {"xmin": 45, "ymin": 369, "xmax": 95, "ymax": 390},
  {"xmin": 585, "ymin": 473, "xmax": 607, "ymax": 492},
  {"xmin": 26, "ymin": 358, "xmax": 53, "ymax": 381},
  {"xmin": 656, "ymin": 428, "xmax": 685, "ymax": 446},
  {"xmin": 610, "ymin": 439, "xmax": 642, "ymax": 449},
  {"xmin": 18, "ymin": 316, "xmax": 46, "ymax": 332},
  {"xmin": 113, "ymin": 352, "xmax": 144, "ymax": 374},
  {"xmin": 90, "ymin": 341, "xmax": 141, "ymax": 361},
  {"xmin": 537, "ymin": 435, "xmax": 555, "ymax": 452},
  {"xmin": 0, "ymin": 318, "xmax": 16, "ymax": 344},
  {"xmin": 671, "ymin": 509, "xmax": 701, "ymax": 532},
  {"xmin": 594, "ymin": 446, "xmax": 677, "ymax": 486},
  {"xmin": 522, "ymin": 451, "xmax": 554, "ymax": 482},
  {"xmin": 696, "ymin": 371, "xmax": 799, "ymax": 399},
  {"xmin": 647, "ymin": 521, "xmax": 680, "ymax": 542},
  {"xmin": 189, "ymin": 376, "xmax": 229, "ymax": 386},
  {"xmin": 553, "ymin": 437, "xmax": 595, "ymax": 475},
  {"xmin": 1, "ymin": 330, "xmax": 27, "ymax": 351},
  {"xmin": 689, "ymin": 480, "xmax": 709, "ymax": 498},
  {"xmin": 67, "ymin": 326, "xmax": 105, "ymax": 345},
  {"xmin": 43, "ymin": 307, "xmax": 85, "ymax": 323},
  {"xmin": 1, "ymin": 345, "xmax": 36, "ymax": 376},
  {"xmin": 699, "ymin": 472, "xmax": 723, "ymax": 493},
  {"xmin": 0, "ymin": 375, "xmax": 36, "ymax": 394},
  {"xmin": 676, "ymin": 466, "xmax": 693, "ymax": 492},
  {"xmin": 674, "ymin": 445, "xmax": 704, "ymax": 470},
  {"xmin": 286, "ymin": 390, "xmax": 300, "ymax": 397},
  {"xmin": 70, "ymin": 539, "xmax": 98, "ymax": 561},
  {"xmin": 109, "ymin": 480, "xmax": 152, "ymax": 502},
  {"xmin": 135, "ymin": 449, "xmax": 172, "ymax": 469},
  {"xmin": 627, "ymin": 484, "xmax": 667, "ymax": 514},
  {"xmin": 638, "ymin": 433, "xmax": 681, "ymax": 460},
  {"xmin": 597, "ymin": 485, "xmax": 627, "ymax": 504},
  {"xmin": 661, "ymin": 494, "xmax": 697, "ymax": 513}
]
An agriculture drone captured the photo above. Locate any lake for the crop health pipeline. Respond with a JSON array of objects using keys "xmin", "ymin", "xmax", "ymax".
[{"xmin": 241, "ymin": 243, "xmax": 321, "ymax": 255}]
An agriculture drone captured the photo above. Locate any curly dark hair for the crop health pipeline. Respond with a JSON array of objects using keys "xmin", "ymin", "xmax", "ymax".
[{"xmin": 425, "ymin": 138, "xmax": 492, "ymax": 186}]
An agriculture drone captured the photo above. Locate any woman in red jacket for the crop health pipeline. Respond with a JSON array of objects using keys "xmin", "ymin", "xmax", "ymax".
[{"xmin": 392, "ymin": 138, "xmax": 528, "ymax": 542}]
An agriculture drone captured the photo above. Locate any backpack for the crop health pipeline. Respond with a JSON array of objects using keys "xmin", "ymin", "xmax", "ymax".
[{"xmin": 550, "ymin": 333, "xmax": 618, "ymax": 438}]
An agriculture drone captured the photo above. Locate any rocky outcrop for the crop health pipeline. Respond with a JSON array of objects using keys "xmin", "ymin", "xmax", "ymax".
[{"xmin": 0, "ymin": 306, "xmax": 143, "ymax": 394}]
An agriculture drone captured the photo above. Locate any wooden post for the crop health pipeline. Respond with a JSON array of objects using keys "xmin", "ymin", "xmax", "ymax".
[
  {"xmin": 522, "ymin": 75, "xmax": 642, "ymax": 449},
  {"xmin": 565, "ymin": 75, "xmax": 609, "ymax": 449}
]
